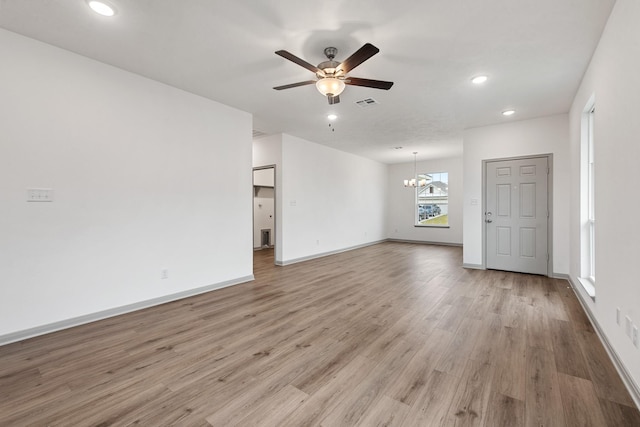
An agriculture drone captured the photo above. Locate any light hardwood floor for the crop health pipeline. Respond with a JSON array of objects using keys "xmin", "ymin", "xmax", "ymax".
[{"xmin": 1, "ymin": 242, "xmax": 639, "ymax": 426}]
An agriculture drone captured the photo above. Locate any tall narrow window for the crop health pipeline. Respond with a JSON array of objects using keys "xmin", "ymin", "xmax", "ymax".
[
  {"xmin": 587, "ymin": 105, "xmax": 595, "ymax": 281},
  {"xmin": 415, "ymin": 172, "xmax": 449, "ymax": 226},
  {"xmin": 580, "ymin": 97, "xmax": 596, "ymax": 297}
]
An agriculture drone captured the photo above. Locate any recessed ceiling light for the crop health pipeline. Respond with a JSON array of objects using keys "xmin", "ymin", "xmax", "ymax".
[
  {"xmin": 502, "ymin": 109, "xmax": 516, "ymax": 116},
  {"xmin": 471, "ymin": 75, "xmax": 488, "ymax": 84},
  {"xmin": 327, "ymin": 114, "xmax": 337, "ymax": 121},
  {"xmin": 87, "ymin": 0, "xmax": 116, "ymax": 17}
]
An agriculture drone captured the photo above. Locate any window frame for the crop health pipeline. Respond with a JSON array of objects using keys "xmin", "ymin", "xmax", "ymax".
[{"xmin": 579, "ymin": 96, "xmax": 596, "ymax": 298}]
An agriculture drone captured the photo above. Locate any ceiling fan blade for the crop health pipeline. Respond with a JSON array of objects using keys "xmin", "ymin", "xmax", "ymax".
[
  {"xmin": 275, "ymin": 50, "xmax": 323, "ymax": 74},
  {"xmin": 273, "ymin": 80, "xmax": 317, "ymax": 90},
  {"xmin": 337, "ymin": 43, "xmax": 380, "ymax": 74},
  {"xmin": 328, "ymin": 95, "xmax": 340, "ymax": 105},
  {"xmin": 345, "ymin": 77, "xmax": 394, "ymax": 90}
]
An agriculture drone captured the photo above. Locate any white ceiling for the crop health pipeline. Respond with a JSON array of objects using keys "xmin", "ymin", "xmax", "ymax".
[{"xmin": 0, "ymin": 0, "xmax": 615, "ymax": 163}]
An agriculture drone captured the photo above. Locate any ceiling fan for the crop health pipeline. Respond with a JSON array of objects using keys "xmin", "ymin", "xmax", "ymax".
[{"xmin": 273, "ymin": 43, "xmax": 394, "ymax": 105}]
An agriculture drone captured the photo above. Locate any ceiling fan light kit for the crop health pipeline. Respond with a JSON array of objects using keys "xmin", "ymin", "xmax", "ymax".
[
  {"xmin": 316, "ymin": 77, "xmax": 345, "ymax": 97},
  {"xmin": 274, "ymin": 43, "xmax": 393, "ymax": 104}
]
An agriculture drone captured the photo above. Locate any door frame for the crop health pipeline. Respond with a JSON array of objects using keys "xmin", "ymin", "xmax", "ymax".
[
  {"xmin": 482, "ymin": 154, "xmax": 553, "ymax": 276},
  {"xmin": 252, "ymin": 165, "xmax": 277, "ymax": 262}
]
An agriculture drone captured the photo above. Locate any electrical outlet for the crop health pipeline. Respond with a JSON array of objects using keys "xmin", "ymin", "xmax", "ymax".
[
  {"xmin": 625, "ymin": 316, "xmax": 632, "ymax": 338},
  {"xmin": 27, "ymin": 188, "xmax": 54, "ymax": 202},
  {"xmin": 161, "ymin": 269, "xmax": 168, "ymax": 280},
  {"xmin": 616, "ymin": 308, "xmax": 621, "ymax": 325},
  {"xmin": 633, "ymin": 326, "xmax": 639, "ymax": 348}
]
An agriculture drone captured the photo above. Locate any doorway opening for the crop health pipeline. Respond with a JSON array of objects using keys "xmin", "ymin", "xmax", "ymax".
[{"xmin": 253, "ymin": 166, "xmax": 276, "ymax": 265}]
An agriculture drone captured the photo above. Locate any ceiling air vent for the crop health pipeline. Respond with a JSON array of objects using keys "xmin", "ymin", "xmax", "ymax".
[{"xmin": 354, "ymin": 98, "xmax": 379, "ymax": 108}]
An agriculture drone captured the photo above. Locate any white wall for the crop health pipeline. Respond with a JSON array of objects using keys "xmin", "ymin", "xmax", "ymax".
[
  {"xmin": 387, "ymin": 156, "xmax": 463, "ymax": 245},
  {"xmin": 569, "ymin": 0, "xmax": 640, "ymax": 396},
  {"xmin": 280, "ymin": 134, "xmax": 388, "ymax": 264},
  {"xmin": 462, "ymin": 114, "xmax": 570, "ymax": 275},
  {"xmin": 0, "ymin": 29, "xmax": 253, "ymax": 341}
]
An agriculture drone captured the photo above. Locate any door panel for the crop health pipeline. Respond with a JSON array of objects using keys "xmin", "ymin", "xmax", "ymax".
[
  {"xmin": 497, "ymin": 184, "xmax": 511, "ymax": 216},
  {"xmin": 496, "ymin": 227, "xmax": 511, "ymax": 255},
  {"xmin": 520, "ymin": 183, "xmax": 536, "ymax": 218},
  {"xmin": 486, "ymin": 157, "xmax": 548, "ymax": 275},
  {"xmin": 520, "ymin": 227, "xmax": 536, "ymax": 258}
]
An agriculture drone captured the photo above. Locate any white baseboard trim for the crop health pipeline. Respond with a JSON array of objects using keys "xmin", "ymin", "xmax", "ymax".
[
  {"xmin": 276, "ymin": 240, "xmax": 387, "ymax": 266},
  {"xmin": 567, "ymin": 276, "xmax": 640, "ymax": 409},
  {"xmin": 552, "ymin": 273, "xmax": 570, "ymax": 280},
  {"xmin": 386, "ymin": 238, "xmax": 463, "ymax": 247},
  {"xmin": 463, "ymin": 263, "xmax": 485, "ymax": 270},
  {"xmin": 0, "ymin": 274, "xmax": 255, "ymax": 347}
]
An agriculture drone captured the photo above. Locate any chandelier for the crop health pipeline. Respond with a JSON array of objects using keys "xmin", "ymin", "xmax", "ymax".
[{"xmin": 404, "ymin": 152, "xmax": 427, "ymax": 187}]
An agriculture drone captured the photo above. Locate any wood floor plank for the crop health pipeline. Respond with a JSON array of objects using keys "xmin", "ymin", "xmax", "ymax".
[
  {"xmin": 446, "ymin": 359, "xmax": 494, "ymax": 426},
  {"xmin": 549, "ymin": 318, "xmax": 591, "ymax": 380},
  {"xmin": 483, "ymin": 391, "xmax": 525, "ymax": 427},
  {"xmin": 436, "ymin": 295, "xmax": 474, "ymax": 332},
  {"xmin": 469, "ymin": 312, "xmax": 503, "ymax": 365},
  {"xmin": 0, "ymin": 243, "xmax": 637, "ymax": 426},
  {"xmin": 355, "ymin": 395, "xmax": 410, "ymax": 427},
  {"xmin": 500, "ymin": 294, "xmax": 529, "ymax": 329},
  {"xmin": 281, "ymin": 355, "xmax": 377, "ymax": 427},
  {"xmin": 557, "ymin": 373, "xmax": 608, "ymax": 427},
  {"xmin": 434, "ymin": 316, "xmax": 483, "ymax": 378},
  {"xmin": 524, "ymin": 303, "xmax": 554, "ymax": 352},
  {"xmin": 491, "ymin": 325, "xmax": 527, "ymax": 401},
  {"xmin": 598, "ymin": 397, "xmax": 640, "ymax": 427},
  {"xmin": 524, "ymin": 346, "xmax": 566, "ymax": 427},
  {"xmin": 402, "ymin": 369, "xmax": 463, "ymax": 426},
  {"xmin": 318, "ymin": 337, "xmax": 419, "ymax": 426},
  {"xmin": 575, "ymin": 329, "xmax": 637, "ymax": 407},
  {"xmin": 384, "ymin": 327, "xmax": 454, "ymax": 406},
  {"xmin": 488, "ymin": 287, "xmax": 512, "ymax": 315},
  {"xmin": 556, "ymin": 284, "xmax": 594, "ymax": 333},
  {"xmin": 233, "ymin": 384, "xmax": 308, "ymax": 427}
]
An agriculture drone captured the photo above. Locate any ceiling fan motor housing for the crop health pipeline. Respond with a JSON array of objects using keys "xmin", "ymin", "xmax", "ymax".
[{"xmin": 317, "ymin": 60, "xmax": 342, "ymax": 77}]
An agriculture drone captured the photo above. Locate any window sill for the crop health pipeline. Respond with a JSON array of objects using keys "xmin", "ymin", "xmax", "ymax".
[
  {"xmin": 414, "ymin": 225, "xmax": 450, "ymax": 229},
  {"xmin": 578, "ymin": 277, "xmax": 596, "ymax": 300}
]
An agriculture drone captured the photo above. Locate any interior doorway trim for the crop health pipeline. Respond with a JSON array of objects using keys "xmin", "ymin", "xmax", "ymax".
[{"xmin": 482, "ymin": 154, "xmax": 553, "ymax": 276}]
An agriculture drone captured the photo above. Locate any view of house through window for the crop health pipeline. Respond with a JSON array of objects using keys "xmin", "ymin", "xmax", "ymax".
[{"xmin": 416, "ymin": 172, "xmax": 448, "ymax": 226}]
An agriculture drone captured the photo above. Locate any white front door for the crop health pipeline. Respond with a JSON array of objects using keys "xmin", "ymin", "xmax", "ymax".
[{"xmin": 485, "ymin": 157, "xmax": 549, "ymax": 275}]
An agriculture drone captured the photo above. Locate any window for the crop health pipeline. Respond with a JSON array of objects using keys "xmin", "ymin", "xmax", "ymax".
[
  {"xmin": 587, "ymin": 106, "xmax": 595, "ymax": 281},
  {"xmin": 580, "ymin": 97, "xmax": 595, "ymax": 297},
  {"xmin": 416, "ymin": 172, "xmax": 449, "ymax": 226}
]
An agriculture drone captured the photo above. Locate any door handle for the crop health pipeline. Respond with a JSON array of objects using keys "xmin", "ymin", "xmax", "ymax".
[{"xmin": 485, "ymin": 211, "xmax": 493, "ymax": 223}]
